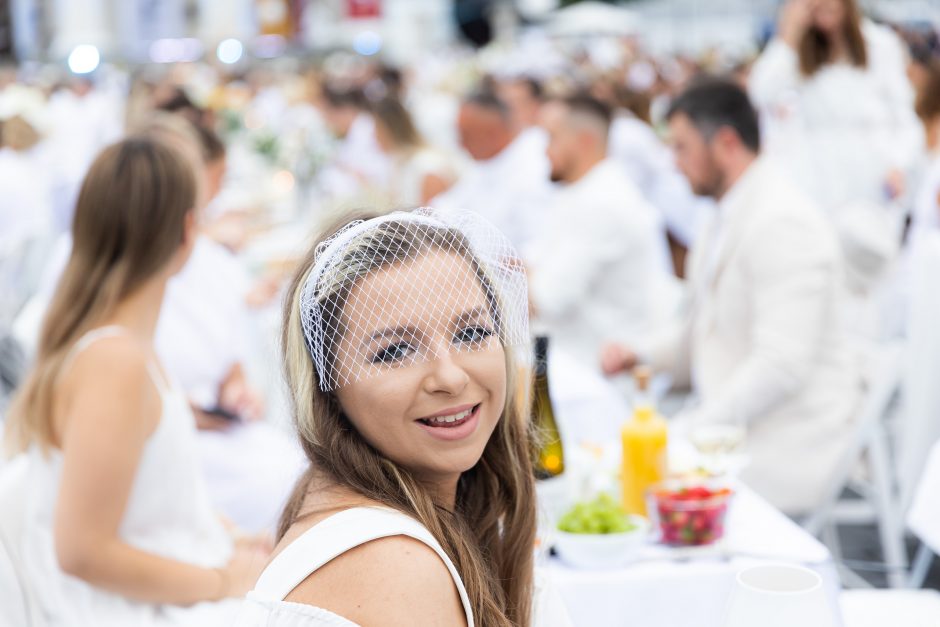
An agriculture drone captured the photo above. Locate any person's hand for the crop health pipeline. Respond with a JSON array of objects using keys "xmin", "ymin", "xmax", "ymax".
[
  {"xmin": 599, "ymin": 342, "xmax": 638, "ymax": 376},
  {"xmin": 219, "ymin": 366, "xmax": 265, "ymax": 422},
  {"xmin": 235, "ymin": 531, "xmax": 275, "ymax": 555},
  {"xmin": 219, "ymin": 542, "xmax": 270, "ymax": 598},
  {"xmin": 884, "ymin": 168, "xmax": 906, "ymax": 201},
  {"xmin": 779, "ymin": 0, "xmax": 816, "ymax": 48}
]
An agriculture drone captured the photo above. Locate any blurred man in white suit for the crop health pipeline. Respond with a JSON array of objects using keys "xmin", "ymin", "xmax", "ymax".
[{"xmin": 601, "ymin": 78, "xmax": 860, "ymax": 515}]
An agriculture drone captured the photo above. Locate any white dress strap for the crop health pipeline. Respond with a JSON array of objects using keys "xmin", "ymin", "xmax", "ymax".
[
  {"xmin": 63, "ymin": 326, "xmax": 128, "ymax": 365},
  {"xmin": 61, "ymin": 325, "xmax": 169, "ymax": 394},
  {"xmin": 252, "ymin": 506, "xmax": 475, "ymax": 626}
]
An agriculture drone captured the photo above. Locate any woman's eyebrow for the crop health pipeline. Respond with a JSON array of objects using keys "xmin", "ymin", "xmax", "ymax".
[
  {"xmin": 452, "ymin": 305, "xmax": 491, "ymax": 326},
  {"xmin": 362, "ymin": 325, "xmax": 418, "ymax": 348}
]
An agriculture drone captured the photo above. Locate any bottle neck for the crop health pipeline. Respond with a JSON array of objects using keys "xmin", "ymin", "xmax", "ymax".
[
  {"xmin": 633, "ymin": 404, "xmax": 655, "ymax": 421},
  {"xmin": 533, "ymin": 335, "xmax": 549, "ymax": 377},
  {"xmin": 633, "ymin": 383, "xmax": 655, "ymax": 421}
]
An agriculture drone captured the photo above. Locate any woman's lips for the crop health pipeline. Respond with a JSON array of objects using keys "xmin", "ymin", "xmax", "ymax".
[{"xmin": 416, "ymin": 404, "xmax": 481, "ymax": 441}]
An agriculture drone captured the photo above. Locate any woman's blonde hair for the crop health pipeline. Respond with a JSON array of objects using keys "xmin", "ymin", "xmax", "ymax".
[
  {"xmin": 370, "ymin": 97, "xmax": 425, "ymax": 153},
  {"xmin": 798, "ymin": 0, "xmax": 867, "ymax": 77},
  {"xmin": 4, "ymin": 136, "xmax": 197, "ymax": 455},
  {"xmin": 279, "ymin": 215, "xmax": 537, "ymax": 626}
]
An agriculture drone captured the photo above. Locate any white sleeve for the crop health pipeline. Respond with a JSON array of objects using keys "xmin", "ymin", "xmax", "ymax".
[
  {"xmin": 748, "ymin": 39, "xmax": 802, "ymax": 111},
  {"xmin": 869, "ymin": 25, "xmax": 924, "ymax": 173},
  {"xmin": 637, "ymin": 317, "xmax": 693, "ymax": 390}
]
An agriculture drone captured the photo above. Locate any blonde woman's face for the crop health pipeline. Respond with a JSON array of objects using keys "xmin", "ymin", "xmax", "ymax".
[{"xmin": 334, "ymin": 251, "xmax": 507, "ymax": 486}]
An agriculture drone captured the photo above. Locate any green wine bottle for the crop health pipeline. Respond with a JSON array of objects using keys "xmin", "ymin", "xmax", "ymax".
[{"xmin": 532, "ymin": 336, "xmax": 565, "ymax": 479}]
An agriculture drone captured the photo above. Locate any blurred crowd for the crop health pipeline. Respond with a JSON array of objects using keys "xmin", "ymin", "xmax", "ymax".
[{"xmin": 2, "ymin": 0, "xmax": 940, "ymax": 620}]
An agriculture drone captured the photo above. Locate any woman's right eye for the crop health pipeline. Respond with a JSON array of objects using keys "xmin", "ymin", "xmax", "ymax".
[{"xmin": 371, "ymin": 341, "xmax": 414, "ymax": 364}]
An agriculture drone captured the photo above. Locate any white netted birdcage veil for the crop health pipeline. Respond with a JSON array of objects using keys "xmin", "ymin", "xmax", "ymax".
[{"xmin": 299, "ymin": 207, "xmax": 529, "ymax": 391}]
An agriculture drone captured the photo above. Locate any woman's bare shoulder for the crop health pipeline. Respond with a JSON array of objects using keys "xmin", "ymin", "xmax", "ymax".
[
  {"xmin": 54, "ymin": 332, "xmax": 159, "ymax": 440},
  {"xmin": 283, "ymin": 531, "xmax": 466, "ymax": 627}
]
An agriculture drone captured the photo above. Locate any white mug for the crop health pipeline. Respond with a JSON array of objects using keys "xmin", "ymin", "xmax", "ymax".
[{"xmin": 722, "ymin": 563, "xmax": 838, "ymax": 627}]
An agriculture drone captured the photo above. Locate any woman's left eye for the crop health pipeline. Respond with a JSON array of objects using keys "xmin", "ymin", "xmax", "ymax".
[
  {"xmin": 371, "ymin": 341, "xmax": 414, "ymax": 364},
  {"xmin": 454, "ymin": 325, "xmax": 494, "ymax": 345}
]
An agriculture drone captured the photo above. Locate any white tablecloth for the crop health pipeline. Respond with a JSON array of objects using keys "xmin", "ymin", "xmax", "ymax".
[
  {"xmin": 544, "ymin": 353, "xmax": 842, "ymax": 627},
  {"xmin": 545, "ymin": 487, "xmax": 842, "ymax": 627}
]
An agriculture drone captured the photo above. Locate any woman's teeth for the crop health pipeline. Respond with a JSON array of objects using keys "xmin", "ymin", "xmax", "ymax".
[{"xmin": 423, "ymin": 407, "xmax": 474, "ymax": 425}]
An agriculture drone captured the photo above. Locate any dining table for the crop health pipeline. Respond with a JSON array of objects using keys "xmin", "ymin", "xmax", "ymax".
[{"xmin": 541, "ymin": 349, "xmax": 845, "ymax": 627}]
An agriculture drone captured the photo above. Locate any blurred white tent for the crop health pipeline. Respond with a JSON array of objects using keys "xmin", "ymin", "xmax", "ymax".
[{"xmin": 546, "ymin": 1, "xmax": 642, "ymax": 38}]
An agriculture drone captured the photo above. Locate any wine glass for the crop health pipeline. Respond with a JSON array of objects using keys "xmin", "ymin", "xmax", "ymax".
[
  {"xmin": 679, "ymin": 401, "xmax": 748, "ymax": 476},
  {"xmin": 689, "ymin": 422, "xmax": 747, "ymax": 475}
]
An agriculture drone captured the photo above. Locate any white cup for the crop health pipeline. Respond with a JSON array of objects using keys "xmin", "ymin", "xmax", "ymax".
[{"xmin": 722, "ymin": 563, "xmax": 838, "ymax": 627}]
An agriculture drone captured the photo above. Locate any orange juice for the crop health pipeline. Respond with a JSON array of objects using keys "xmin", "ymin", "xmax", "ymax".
[{"xmin": 621, "ymin": 367, "xmax": 668, "ymax": 516}]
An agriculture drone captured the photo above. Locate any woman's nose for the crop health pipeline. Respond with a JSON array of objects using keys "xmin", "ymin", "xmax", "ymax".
[{"xmin": 422, "ymin": 347, "xmax": 470, "ymax": 396}]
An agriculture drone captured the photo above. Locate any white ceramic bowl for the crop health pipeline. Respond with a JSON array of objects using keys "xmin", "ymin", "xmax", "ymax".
[{"xmin": 553, "ymin": 515, "xmax": 650, "ymax": 569}]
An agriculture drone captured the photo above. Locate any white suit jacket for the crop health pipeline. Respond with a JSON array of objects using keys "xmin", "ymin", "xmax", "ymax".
[{"xmin": 644, "ymin": 158, "xmax": 861, "ymax": 514}]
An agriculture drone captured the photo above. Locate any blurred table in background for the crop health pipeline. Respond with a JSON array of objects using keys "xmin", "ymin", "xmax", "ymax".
[
  {"xmin": 543, "ymin": 352, "xmax": 843, "ymax": 627},
  {"xmin": 546, "ymin": 487, "xmax": 842, "ymax": 627}
]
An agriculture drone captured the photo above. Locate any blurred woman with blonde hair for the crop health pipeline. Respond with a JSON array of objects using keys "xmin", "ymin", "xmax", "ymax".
[
  {"xmin": 370, "ymin": 97, "xmax": 456, "ymax": 206},
  {"xmin": 5, "ymin": 136, "xmax": 268, "ymax": 625},
  {"xmin": 750, "ymin": 0, "xmax": 924, "ymax": 331}
]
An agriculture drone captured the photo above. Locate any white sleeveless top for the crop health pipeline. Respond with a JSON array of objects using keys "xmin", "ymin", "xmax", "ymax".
[
  {"xmin": 19, "ymin": 326, "xmax": 239, "ymax": 626},
  {"xmin": 235, "ymin": 506, "xmax": 474, "ymax": 627}
]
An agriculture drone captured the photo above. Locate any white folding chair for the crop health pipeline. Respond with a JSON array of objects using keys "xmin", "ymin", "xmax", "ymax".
[
  {"xmin": 801, "ymin": 339, "xmax": 908, "ymax": 588},
  {"xmin": 906, "ymin": 436, "xmax": 940, "ymax": 590},
  {"xmin": 840, "ymin": 442, "xmax": 940, "ymax": 626},
  {"xmin": 897, "ymin": 232, "xmax": 940, "ymax": 515},
  {"xmin": 842, "ymin": 493, "xmax": 937, "ymax": 625}
]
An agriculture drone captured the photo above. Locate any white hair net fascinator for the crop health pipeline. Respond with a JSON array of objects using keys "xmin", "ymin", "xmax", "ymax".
[{"xmin": 300, "ymin": 207, "xmax": 530, "ymax": 391}]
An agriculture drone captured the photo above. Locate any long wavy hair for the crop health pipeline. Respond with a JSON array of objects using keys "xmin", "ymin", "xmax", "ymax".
[
  {"xmin": 4, "ymin": 137, "xmax": 197, "ymax": 455},
  {"xmin": 798, "ymin": 0, "xmax": 867, "ymax": 77},
  {"xmin": 278, "ymin": 216, "xmax": 537, "ymax": 626}
]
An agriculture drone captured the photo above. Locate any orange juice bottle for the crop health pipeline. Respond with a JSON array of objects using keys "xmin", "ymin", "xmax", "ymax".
[{"xmin": 621, "ymin": 366, "xmax": 668, "ymax": 516}]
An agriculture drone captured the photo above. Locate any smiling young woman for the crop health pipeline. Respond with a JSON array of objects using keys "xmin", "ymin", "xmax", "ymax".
[{"xmin": 234, "ymin": 208, "xmax": 568, "ymax": 627}]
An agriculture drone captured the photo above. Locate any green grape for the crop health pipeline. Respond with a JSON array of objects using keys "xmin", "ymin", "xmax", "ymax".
[{"xmin": 557, "ymin": 493, "xmax": 639, "ymax": 534}]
